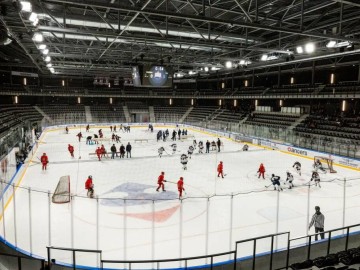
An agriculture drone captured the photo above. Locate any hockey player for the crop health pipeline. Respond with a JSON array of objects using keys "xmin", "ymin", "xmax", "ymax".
[
  {"xmin": 198, "ymin": 141, "xmax": 204, "ymax": 154},
  {"xmin": 258, "ymin": 163, "xmax": 266, "ymax": 179},
  {"xmin": 211, "ymin": 141, "xmax": 216, "ymax": 151},
  {"xmin": 193, "ymin": 139, "xmax": 197, "ymax": 149},
  {"xmin": 271, "ymin": 174, "xmax": 283, "ymax": 191},
  {"xmin": 65, "ymin": 126, "xmax": 69, "ymax": 134},
  {"xmin": 158, "ymin": 147, "xmax": 165, "ymax": 158},
  {"xmin": 293, "ymin": 161, "xmax": 302, "ymax": 175},
  {"xmin": 314, "ymin": 159, "xmax": 326, "ymax": 173},
  {"xmin": 68, "ymin": 144, "xmax": 74, "ymax": 158},
  {"xmin": 217, "ymin": 161, "xmax": 224, "ymax": 178},
  {"xmin": 40, "ymin": 153, "xmax": 49, "ymax": 171},
  {"xmin": 86, "ymin": 136, "xmax": 92, "ymax": 145},
  {"xmin": 86, "ymin": 124, "xmax": 90, "ymax": 132},
  {"xmin": 119, "ymin": 124, "xmax": 123, "ymax": 132},
  {"xmin": 110, "ymin": 125, "xmax": 113, "ymax": 132},
  {"xmin": 180, "ymin": 154, "xmax": 189, "ymax": 170},
  {"xmin": 286, "ymin": 171, "xmax": 294, "ymax": 189},
  {"xmin": 99, "ymin": 129, "xmax": 103, "ymax": 138},
  {"xmin": 206, "ymin": 140, "xmax": 210, "ymax": 153},
  {"xmin": 85, "ymin": 175, "xmax": 94, "ymax": 198},
  {"xmin": 111, "ymin": 133, "xmax": 116, "ymax": 142},
  {"xmin": 242, "ymin": 144, "xmax": 249, "ymax": 151},
  {"xmin": 156, "ymin": 172, "xmax": 166, "ymax": 192},
  {"xmin": 95, "ymin": 147, "xmax": 102, "ymax": 161},
  {"xmin": 101, "ymin": 144, "xmax": 106, "ymax": 158},
  {"xmin": 77, "ymin": 132, "xmax": 83, "ymax": 142},
  {"xmin": 177, "ymin": 177, "xmax": 185, "ymax": 199},
  {"xmin": 188, "ymin": 145, "xmax": 194, "ymax": 159},
  {"xmin": 311, "ymin": 171, "xmax": 321, "ymax": 188},
  {"xmin": 170, "ymin": 143, "xmax": 177, "ymax": 154}
]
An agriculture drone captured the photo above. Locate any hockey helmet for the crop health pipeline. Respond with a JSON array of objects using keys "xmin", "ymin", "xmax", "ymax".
[
  {"xmin": 180, "ymin": 177, "xmax": 183, "ymax": 180},
  {"xmin": 272, "ymin": 174, "xmax": 275, "ymax": 177},
  {"xmin": 43, "ymin": 153, "xmax": 46, "ymax": 155},
  {"xmin": 220, "ymin": 161, "xmax": 223, "ymax": 163},
  {"xmin": 161, "ymin": 171, "xmax": 165, "ymax": 175},
  {"xmin": 89, "ymin": 175, "xmax": 92, "ymax": 178}
]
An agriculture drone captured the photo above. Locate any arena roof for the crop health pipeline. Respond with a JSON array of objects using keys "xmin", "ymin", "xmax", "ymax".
[{"xmin": 0, "ymin": 0, "xmax": 359, "ymax": 78}]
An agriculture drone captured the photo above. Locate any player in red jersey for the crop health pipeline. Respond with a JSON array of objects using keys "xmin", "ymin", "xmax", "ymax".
[
  {"xmin": 156, "ymin": 172, "xmax": 166, "ymax": 192},
  {"xmin": 40, "ymin": 153, "xmax": 49, "ymax": 171},
  {"xmin": 95, "ymin": 147, "xmax": 102, "ymax": 161},
  {"xmin": 177, "ymin": 177, "xmax": 185, "ymax": 199},
  {"xmin": 217, "ymin": 161, "xmax": 224, "ymax": 178},
  {"xmin": 258, "ymin": 163, "xmax": 265, "ymax": 179},
  {"xmin": 68, "ymin": 144, "xmax": 74, "ymax": 157},
  {"xmin": 85, "ymin": 175, "xmax": 94, "ymax": 198}
]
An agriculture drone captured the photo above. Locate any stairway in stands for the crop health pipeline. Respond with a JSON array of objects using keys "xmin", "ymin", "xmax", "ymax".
[
  {"xmin": 123, "ymin": 105, "xmax": 131, "ymax": 122},
  {"xmin": 84, "ymin": 106, "xmax": 92, "ymax": 123},
  {"xmin": 34, "ymin": 106, "xmax": 53, "ymax": 124},
  {"xmin": 179, "ymin": 107, "xmax": 193, "ymax": 123},
  {"xmin": 288, "ymin": 114, "xmax": 309, "ymax": 130},
  {"xmin": 149, "ymin": 106, "xmax": 155, "ymax": 122}
]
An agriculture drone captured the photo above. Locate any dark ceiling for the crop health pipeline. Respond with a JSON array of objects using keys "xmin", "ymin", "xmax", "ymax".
[{"xmin": 0, "ymin": 0, "xmax": 359, "ymax": 78}]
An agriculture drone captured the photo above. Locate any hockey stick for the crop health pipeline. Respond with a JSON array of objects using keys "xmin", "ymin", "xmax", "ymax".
[{"xmin": 265, "ymin": 184, "xmax": 272, "ymax": 188}]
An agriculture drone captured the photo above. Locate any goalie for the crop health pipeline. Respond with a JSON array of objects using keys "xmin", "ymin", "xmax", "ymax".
[
  {"xmin": 314, "ymin": 159, "xmax": 326, "ymax": 173},
  {"xmin": 85, "ymin": 175, "xmax": 94, "ymax": 198},
  {"xmin": 242, "ymin": 144, "xmax": 249, "ymax": 151}
]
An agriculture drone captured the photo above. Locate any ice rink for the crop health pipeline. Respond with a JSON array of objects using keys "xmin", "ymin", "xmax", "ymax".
[{"xmin": 1, "ymin": 124, "xmax": 360, "ymax": 268}]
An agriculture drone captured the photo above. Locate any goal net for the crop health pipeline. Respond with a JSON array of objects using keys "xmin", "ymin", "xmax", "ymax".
[
  {"xmin": 52, "ymin": 175, "xmax": 71, "ymax": 203},
  {"xmin": 314, "ymin": 156, "xmax": 337, "ymax": 173}
]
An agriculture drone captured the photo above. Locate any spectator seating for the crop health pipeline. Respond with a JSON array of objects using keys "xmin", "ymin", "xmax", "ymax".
[
  {"xmin": 90, "ymin": 106, "xmax": 126, "ymax": 123},
  {"xmin": 184, "ymin": 106, "xmax": 219, "ymax": 124},
  {"xmin": 154, "ymin": 106, "xmax": 188, "ymax": 123},
  {"xmin": 41, "ymin": 105, "xmax": 86, "ymax": 124},
  {"xmin": 244, "ymin": 112, "xmax": 301, "ymax": 129}
]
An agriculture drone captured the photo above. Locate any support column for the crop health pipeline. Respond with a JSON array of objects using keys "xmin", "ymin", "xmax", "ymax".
[{"xmin": 311, "ymin": 61, "xmax": 315, "ymax": 85}]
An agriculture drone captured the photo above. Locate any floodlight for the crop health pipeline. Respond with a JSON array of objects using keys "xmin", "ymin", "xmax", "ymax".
[
  {"xmin": 29, "ymin": 12, "xmax": 37, "ymax": 22},
  {"xmin": 45, "ymin": 56, "xmax": 51, "ymax": 62},
  {"xmin": 20, "ymin": 1, "xmax": 32, "ymax": 12},
  {"xmin": 46, "ymin": 63, "xmax": 52, "ymax": 68},
  {"xmin": 204, "ymin": 67, "xmax": 209, "ymax": 72},
  {"xmin": 49, "ymin": 68, "xmax": 55, "ymax": 73},
  {"xmin": 326, "ymin": 41, "xmax": 336, "ymax": 48},
  {"xmin": 211, "ymin": 66, "xmax": 216, "ymax": 71},
  {"xmin": 296, "ymin": 46, "xmax": 303, "ymax": 54},
  {"xmin": 305, "ymin": 43, "xmax": 315, "ymax": 53},
  {"xmin": 188, "ymin": 71, "xmax": 193, "ymax": 75},
  {"xmin": 239, "ymin": 60, "xmax": 245, "ymax": 65},
  {"xmin": 38, "ymin": 44, "xmax": 46, "ymax": 50},
  {"xmin": 42, "ymin": 48, "xmax": 49, "ymax": 55},
  {"xmin": 225, "ymin": 61, "xmax": 232, "ymax": 69},
  {"xmin": 32, "ymin": 33, "xmax": 43, "ymax": 42},
  {"xmin": 261, "ymin": 54, "xmax": 268, "ymax": 61}
]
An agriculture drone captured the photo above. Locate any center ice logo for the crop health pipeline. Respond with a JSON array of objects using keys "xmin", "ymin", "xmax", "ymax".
[
  {"xmin": 100, "ymin": 183, "xmax": 179, "ymax": 222},
  {"xmin": 101, "ymin": 182, "xmax": 178, "ymax": 206}
]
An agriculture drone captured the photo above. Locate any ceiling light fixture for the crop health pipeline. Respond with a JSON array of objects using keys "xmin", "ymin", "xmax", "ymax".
[
  {"xmin": 20, "ymin": 1, "xmax": 32, "ymax": 12},
  {"xmin": 296, "ymin": 46, "xmax": 303, "ymax": 54},
  {"xmin": 326, "ymin": 41, "xmax": 336, "ymax": 48},
  {"xmin": 261, "ymin": 54, "xmax": 268, "ymax": 61},
  {"xmin": 32, "ymin": 33, "xmax": 43, "ymax": 42},
  {"xmin": 305, "ymin": 42, "xmax": 315, "ymax": 53},
  {"xmin": 45, "ymin": 56, "xmax": 51, "ymax": 62},
  {"xmin": 225, "ymin": 61, "xmax": 232, "ymax": 69}
]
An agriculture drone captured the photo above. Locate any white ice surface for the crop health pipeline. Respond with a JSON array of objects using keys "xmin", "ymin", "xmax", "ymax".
[{"xmin": 1, "ymin": 125, "xmax": 360, "ymax": 268}]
